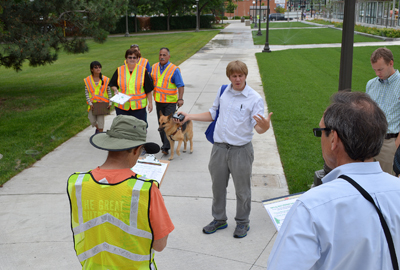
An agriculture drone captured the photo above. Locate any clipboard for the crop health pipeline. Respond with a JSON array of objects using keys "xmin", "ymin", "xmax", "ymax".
[
  {"xmin": 131, "ymin": 155, "xmax": 170, "ymax": 187},
  {"xmin": 262, "ymin": 192, "xmax": 304, "ymax": 231}
]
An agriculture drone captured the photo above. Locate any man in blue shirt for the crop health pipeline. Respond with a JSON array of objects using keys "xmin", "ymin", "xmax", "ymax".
[
  {"xmin": 151, "ymin": 47, "xmax": 185, "ymax": 156},
  {"xmin": 366, "ymin": 47, "xmax": 400, "ymax": 174},
  {"xmin": 267, "ymin": 91, "xmax": 400, "ymax": 270}
]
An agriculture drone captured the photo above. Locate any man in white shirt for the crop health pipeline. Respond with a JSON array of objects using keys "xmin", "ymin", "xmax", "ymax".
[
  {"xmin": 176, "ymin": 60, "xmax": 273, "ymax": 238},
  {"xmin": 267, "ymin": 91, "xmax": 400, "ymax": 270}
]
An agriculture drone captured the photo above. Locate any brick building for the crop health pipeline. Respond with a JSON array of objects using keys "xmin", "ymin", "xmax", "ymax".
[{"xmin": 225, "ymin": 0, "xmax": 286, "ymax": 18}]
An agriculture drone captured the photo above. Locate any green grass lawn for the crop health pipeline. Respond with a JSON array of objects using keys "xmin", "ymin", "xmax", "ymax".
[
  {"xmin": 252, "ymin": 21, "xmax": 317, "ymax": 28},
  {"xmin": 0, "ymin": 30, "xmax": 219, "ymax": 186},
  {"xmin": 253, "ymin": 28, "xmax": 383, "ymax": 45},
  {"xmin": 256, "ymin": 45, "xmax": 400, "ymax": 193}
]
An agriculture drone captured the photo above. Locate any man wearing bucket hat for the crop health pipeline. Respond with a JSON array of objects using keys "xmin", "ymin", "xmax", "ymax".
[{"xmin": 67, "ymin": 115, "xmax": 174, "ymax": 270}]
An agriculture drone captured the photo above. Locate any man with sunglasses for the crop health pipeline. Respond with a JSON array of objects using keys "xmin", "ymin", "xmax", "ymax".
[
  {"xmin": 267, "ymin": 91, "xmax": 400, "ymax": 270},
  {"xmin": 151, "ymin": 47, "xmax": 185, "ymax": 155}
]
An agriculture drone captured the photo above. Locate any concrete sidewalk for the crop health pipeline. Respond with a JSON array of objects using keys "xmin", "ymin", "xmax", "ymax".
[{"xmin": 0, "ymin": 21, "xmax": 286, "ymax": 270}]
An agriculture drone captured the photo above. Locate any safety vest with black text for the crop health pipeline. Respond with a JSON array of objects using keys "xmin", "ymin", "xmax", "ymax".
[{"xmin": 67, "ymin": 172, "xmax": 157, "ymax": 270}]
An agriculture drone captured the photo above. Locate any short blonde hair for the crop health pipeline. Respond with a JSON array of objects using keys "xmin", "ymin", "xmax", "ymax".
[{"xmin": 226, "ymin": 60, "xmax": 248, "ymax": 78}]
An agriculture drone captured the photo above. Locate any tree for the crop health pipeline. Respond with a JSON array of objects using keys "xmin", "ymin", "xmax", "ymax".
[
  {"xmin": 225, "ymin": 1, "xmax": 237, "ymax": 14},
  {"xmin": 0, "ymin": 0, "xmax": 126, "ymax": 71}
]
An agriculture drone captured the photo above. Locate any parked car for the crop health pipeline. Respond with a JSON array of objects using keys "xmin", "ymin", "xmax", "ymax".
[{"xmin": 269, "ymin": 13, "xmax": 287, "ymax": 21}]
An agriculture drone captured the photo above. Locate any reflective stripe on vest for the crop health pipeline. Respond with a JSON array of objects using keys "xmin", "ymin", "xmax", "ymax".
[
  {"xmin": 67, "ymin": 172, "xmax": 156, "ymax": 269},
  {"xmin": 138, "ymin": 58, "xmax": 149, "ymax": 69},
  {"xmin": 151, "ymin": 62, "xmax": 179, "ymax": 103},
  {"xmin": 116, "ymin": 64, "xmax": 147, "ymax": 110},
  {"xmin": 84, "ymin": 75, "xmax": 110, "ymax": 111}
]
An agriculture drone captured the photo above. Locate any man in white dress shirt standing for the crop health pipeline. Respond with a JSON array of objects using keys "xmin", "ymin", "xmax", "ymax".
[
  {"xmin": 177, "ymin": 60, "xmax": 273, "ymax": 238},
  {"xmin": 267, "ymin": 91, "xmax": 400, "ymax": 270}
]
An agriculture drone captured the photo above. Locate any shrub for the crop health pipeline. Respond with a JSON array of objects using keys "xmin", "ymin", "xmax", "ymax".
[{"xmin": 150, "ymin": 15, "xmax": 214, "ymax": 31}]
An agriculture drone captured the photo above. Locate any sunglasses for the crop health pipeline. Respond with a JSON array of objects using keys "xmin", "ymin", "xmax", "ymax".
[
  {"xmin": 313, "ymin": 128, "xmax": 331, "ymax": 137},
  {"xmin": 127, "ymin": 56, "xmax": 137, "ymax": 60},
  {"xmin": 93, "ymin": 66, "xmax": 101, "ymax": 69},
  {"xmin": 131, "ymin": 44, "xmax": 139, "ymax": 48}
]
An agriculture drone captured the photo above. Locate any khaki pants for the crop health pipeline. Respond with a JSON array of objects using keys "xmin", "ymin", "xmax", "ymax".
[
  {"xmin": 374, "ymin": 138, "xmax": 396, "ymax": 175},
  {"xmin": 88, "ymin": 110, "xmax": 105, "ymax": 129}
]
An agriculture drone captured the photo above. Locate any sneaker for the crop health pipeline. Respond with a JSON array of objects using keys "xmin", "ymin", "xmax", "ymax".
[
  {"xmin": 233, "ymin": 224, "xmax": 250, "ymax": 238},
  {"xmin": 202, "ymin": 220, "xmax": 228, "ymax": 234}
]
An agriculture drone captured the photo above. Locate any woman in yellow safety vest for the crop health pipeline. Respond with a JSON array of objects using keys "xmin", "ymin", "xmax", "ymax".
[
  {"xmin": 84, "ymin": 61, "xmax": 112, "ymax": 134},
  {"xmin": 109, "ymin": 49, "xmax": 154, "ymax": 124}
]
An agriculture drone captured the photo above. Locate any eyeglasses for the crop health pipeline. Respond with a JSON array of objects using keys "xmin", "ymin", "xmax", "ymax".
[
  {"xmin": 131, "ymin": 44, "xmax": 139, "ymax": 48},
  {"xmin": 127, "ymin": 56, "xmax": 137, "ymax": 60},
  {"xmin": 93, "ymin": 66, "xmax": 101, "ymax": 69},
  {"xmin": 313, "ymin": 128, "xmax": 331, "ymax": 137}
]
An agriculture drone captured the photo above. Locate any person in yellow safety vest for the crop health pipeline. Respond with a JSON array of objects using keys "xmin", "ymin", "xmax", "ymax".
[
  {"xmin": 67, "ymin": 115, "xmax": 174, "ymax": 270},
  {"xmin": 84, "ymin": 61, "xmax": 112, "ymax": 134},
  {"xmin": 130, "ymin": 44, "xmax": 152, "ymax": 75},
  {"xmin": 151, "ymin": 47, "xmax": 185, "ymax": 156},
  {"xmin": 110, "ymin": 49, "xmax": 154, "ymax": 124}
]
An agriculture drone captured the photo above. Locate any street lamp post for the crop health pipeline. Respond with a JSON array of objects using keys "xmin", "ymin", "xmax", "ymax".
[
  {"xmin": 125, "ymin": 7, "xmax": 129, "ymax": 37},
  {"xmin": 262, "ymin": 0, "xmax": 271, "ymax": 52},
  {"xmin": 254, "ymin": 0, "xmax": 258, "ymax": 28},
  {"xmin": 195, "ymin": 0, "xmax": 199, "ymax": 32},
  {"xmin": 253, "ymin": 1, "xmax": 256, "ymax": 24},
  {"xmin": 257, "ymin": 0, "xmax": 262, "ymax": 35}
]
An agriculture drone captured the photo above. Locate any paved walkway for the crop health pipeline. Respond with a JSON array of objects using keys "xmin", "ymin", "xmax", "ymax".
[{"xmin": 1, "ymin": 20, "xmax": 398, "ymax": 270}]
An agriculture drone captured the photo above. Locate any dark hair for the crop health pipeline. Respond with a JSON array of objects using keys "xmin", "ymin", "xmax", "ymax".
[
  {"xmin": 371, "ymin": 47, "xmax": 394, "ymax": 64},
  {"xmin": 323, "ymin": 91, "xmax": 387, "ymax": 161},
  {"xmin": 125, "ymin": 48, "xmax": 141, "ymax": 59},
  {"xmin": 90, "ymin": 61, "xmax": 104, "ymax": 85},
  {"xmin": 160, "ymin": 47, "xmax": 170, "ymax": 54}
]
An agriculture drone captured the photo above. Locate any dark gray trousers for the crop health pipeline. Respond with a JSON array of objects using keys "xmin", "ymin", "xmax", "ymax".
[
  {"xmin": 208, "ymin": 142, "xmax": 254, "ymax": 225},
  {"xmin": 156, "ymin": 102, "xmax": 177, "ymax": 150}
]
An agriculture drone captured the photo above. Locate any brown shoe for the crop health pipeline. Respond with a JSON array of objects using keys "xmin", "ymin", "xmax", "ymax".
[{"xmin": 162, "ymin": 149, "xmax": 169, "ymax": 155}]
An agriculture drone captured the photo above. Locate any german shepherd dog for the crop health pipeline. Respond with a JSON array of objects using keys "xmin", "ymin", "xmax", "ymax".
[{"xmin": 158, "ymin": 112, "xmax": 193, "ymax": 160}]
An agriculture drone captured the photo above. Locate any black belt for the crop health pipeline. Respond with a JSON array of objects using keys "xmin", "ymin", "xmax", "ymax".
[{"xmin": 385, "ymin": 133, "xmax": 399, "ymax": 139}]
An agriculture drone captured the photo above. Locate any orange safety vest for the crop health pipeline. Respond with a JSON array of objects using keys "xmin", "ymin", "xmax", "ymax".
[
  {"xmin": 116, "ymin": 64, "xmax": 147, "ymax": 111},
  {"xmin": 151, "ymin": 62, "xmax": 179, "ymax": 103},
  {"xmin": 84, "ymin": 75, "xmax": 110, "ymax": 111},
  {"xmin": 138, "ymin": 58, "xmax": 149, "ymax": 70}
]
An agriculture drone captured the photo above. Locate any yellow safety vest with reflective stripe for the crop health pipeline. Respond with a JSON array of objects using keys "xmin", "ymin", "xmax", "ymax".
[
  {"xmin": 151, "ymin": 62, "xmax": 179, "ymax": 103},
  {"xmin": 67, "ymin": 172, "xmax": 157, "ymax": 270},
  {"xmin": 84, "ymin": 75, "xmax": 110, "ymax": 112},
  {"xmin": 115, "ymin": 64, "xmax": 147, "ymax": 110}
]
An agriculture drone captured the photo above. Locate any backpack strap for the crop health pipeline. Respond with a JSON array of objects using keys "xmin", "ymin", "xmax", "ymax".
[{"xmin": 339, "ymin": 174, "xmax": 398, "ymax": 270}]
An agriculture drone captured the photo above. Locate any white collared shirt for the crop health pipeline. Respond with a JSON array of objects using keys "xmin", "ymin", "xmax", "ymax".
[{"xmin": 209, "ymin": 83, "xmax": 264, "ymax": 146}]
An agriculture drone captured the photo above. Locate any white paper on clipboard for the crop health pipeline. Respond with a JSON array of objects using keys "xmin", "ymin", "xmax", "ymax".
[
  {"xmin": 262, "ymin": 192, "xmax": 304, "ymax": 231},
  {"xmin": 110, "ymin": 92, "xmax": 131, "ymax": 105},
  {"xmin": 131, "ymin": 155, "xmax": 169, "ymax": 186}
]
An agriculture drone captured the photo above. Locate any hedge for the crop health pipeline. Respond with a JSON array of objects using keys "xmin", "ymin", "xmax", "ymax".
[{"xmin": 150, "ymin": 15, "xmax": 214, "ymax": 31}]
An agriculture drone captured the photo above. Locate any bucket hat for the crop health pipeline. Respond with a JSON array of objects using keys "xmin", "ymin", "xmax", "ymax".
[{"xmin": 90, "ymin": 115, "xmax": 160, "ymax": 153}]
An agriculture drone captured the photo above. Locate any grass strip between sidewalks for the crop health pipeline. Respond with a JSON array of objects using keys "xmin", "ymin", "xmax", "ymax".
[
  {"xmin": 0, "ymin": 30, "xmax": 219, "ymax": 186},
  {"xmin": 252, "ymin": 27, "xmax": 383, "ymax": 45},
  {"xmin": 256, "ymin": 45, "xmax": 400, "ymax": 194}
]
